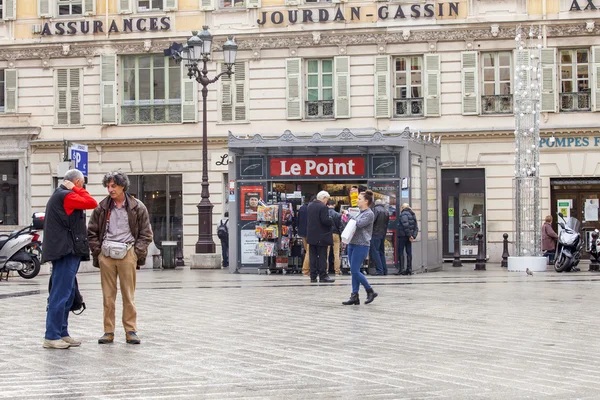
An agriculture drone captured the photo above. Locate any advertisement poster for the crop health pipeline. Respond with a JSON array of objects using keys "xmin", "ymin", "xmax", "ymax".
[
  {"xmin": 240, "ymin": 186, "xmax": 264, "ymax": 220},
  {"xmin": 557, "ymin": 199, "xmax": 571, "ymax": 220},
  {"xmin": 370, "ymin": 181, "xmax": 398, "ymax": 220},
  {"xmin": 584, "ymin": 198, "xmax": 599, "ymax": 222},
  {"xmin": 241, "ymin": 229, "xmax": 263, "ymax": 264},
  {"xmin": 385, "ymin": 230, "xmax": 396, "ymax": 267}
]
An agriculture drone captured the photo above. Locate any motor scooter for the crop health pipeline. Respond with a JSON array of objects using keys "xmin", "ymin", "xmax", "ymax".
[
  {"xmin": 554, "ymin": 212, "xmax": 583, "ymax": 273},
  {"xmin": 0, "ymin": 213, "xmax": 44, "ymax": 281}
]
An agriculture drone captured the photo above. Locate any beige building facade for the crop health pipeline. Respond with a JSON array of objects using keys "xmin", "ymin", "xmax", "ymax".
[{"xmin": 0, "ymin": 0, "xmax": 598, "ymax": 261}]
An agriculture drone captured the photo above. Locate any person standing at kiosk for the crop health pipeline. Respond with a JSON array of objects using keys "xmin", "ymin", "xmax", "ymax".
[{"xmin": 306, "ymin": 191, "xmax": 335, "ymax": 283}]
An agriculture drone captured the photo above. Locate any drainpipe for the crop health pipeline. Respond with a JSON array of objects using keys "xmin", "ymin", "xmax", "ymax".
[{"xmin": 106, "ymin": 0, "xmax": 109, "ymax": 38}]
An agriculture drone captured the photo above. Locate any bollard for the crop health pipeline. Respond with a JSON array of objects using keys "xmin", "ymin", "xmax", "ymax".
[
  {"xmin": 589, "ymin": 231, "xmax": 599, "ymax": 272},
  {"xmin": 452, "ymin": 232, "xmax": 462, "ymax": 267},
  {"xmin": 176, "ymin": 234, "xmax": 185, "ymax": 266},
  {"xmin": 501, "ymin": 233, "xmax": 509, "ymax": 268},
  {"xmin": 475, "ymin": 233, "xmax": 486, "ymax": 271}
]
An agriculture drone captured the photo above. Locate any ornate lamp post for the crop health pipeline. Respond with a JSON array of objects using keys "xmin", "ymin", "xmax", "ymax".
[{"xmin": 165, "ymin": 27, "xmax": 238, "ymax": 254}]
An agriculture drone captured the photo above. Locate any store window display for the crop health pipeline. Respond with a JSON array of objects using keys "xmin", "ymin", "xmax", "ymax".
[{"xmin": 459, "ymin": 193, "xmax": 484, "ymax": 256}]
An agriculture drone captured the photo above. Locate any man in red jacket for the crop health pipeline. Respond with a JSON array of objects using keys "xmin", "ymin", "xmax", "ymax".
[{"xmin": 43, "ymin": 169, "xmax": 97, "ymax": 349}]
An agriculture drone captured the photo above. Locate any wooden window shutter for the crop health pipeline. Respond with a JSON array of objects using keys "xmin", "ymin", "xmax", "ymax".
[
  {"xmin": 285, "ymin": 58, "xmax": 302, "ymax": 120},
  {"xmin": 181, "ymin": 64, "xmax": 198, "ymax": 123},
  {"xmin": 4, "ymin": 69, "xmax": 18, "ymax": 113},
  {"xmin": 118, "ymin": 0, "xmax": 132, "ymax": 13},
  {"xmin": 334, "ymin": 56, "xmax": 351, "ymax": 119},
  {"xmin": 540, "ymin": 48, "xmax": 557, "ymax": 113},
  {"xmin": 461, "ymin": 51, "xmax": 479, "ymax": 115},
  {"xmin": 220, "ymin": 68, "xmax": 233, "ymax": 122},
  {"xmin": 100, "ymin": 55, "xmax": 117, "ymax": 125},
  {"xmin": 246, "ymin": 0, "xmax": 260, "ymax": 8},
  {"xmin": 374, "ymin": 55, "xmax": 390, "ymax": 118},
  {"xmin": 38, "ymin": 0, "xmax": 52, "ymax": 18},
  {"xmin": 592, "ymin": 47, "xmax": 600, "ymax": 112},
  {"xmin": 424, "ymin": 54, "xmax": 441, "ymax": 117},
  {"xmin": 234, "ymin": 61, "xmax": 247, "ymax": 122},
  {"xmin": 69, "ymin": 69, "xmax": 82, "ymax": 125},
  {"xmin": 4, "ymin": 0, "xmax": 16, "ymax": 19},
  {"xmin": 164, "ymin": 0, "xmax": 178, "ymax": 11},
  {"xmin": 56, "ymin": 69, "xmax": 69, "ymax": 125},
  {"xmin": 83, "ymin": 0, "xmax": 96, "ymax": 15},
  {"xmin": 200, "ymin": 0, "xmax": 215, "ymax": 11}
]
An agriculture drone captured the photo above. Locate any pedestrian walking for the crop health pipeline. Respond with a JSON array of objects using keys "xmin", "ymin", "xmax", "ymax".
[
  {"xmin": 306, "ymin": 191, "xmax": 335, "ymax": 283},
  {"xmin": 217, "ymin": 211, "xmax": 229, "ymax": 268},
  {"xmin": 43, "ymin": 169, "xmax": 98, "ymax": 349},
  {"xmin": 542, "ymin": 215, "xmax": 558, "ymax": 264},
  {"xmin": 396, "ymin": 203, "xmax": 418, "ymax": 275},
  {"xmin": 327, "ymin": 200, "xmax": 343, "ymax": 276},
  {"xmin": 342, "ymin": 190, "xmax": 378, "ymax": 305},
  {"xmin": 298, "ymin": 196, "xmax": 313, "ymax": 276},
  {"xmin": 88, "ymin": 171, "xmax": 153, "ymax": 345},
  {"xmin": 370, "ymin": 199, "xmax": 390, "ymax": 275}
]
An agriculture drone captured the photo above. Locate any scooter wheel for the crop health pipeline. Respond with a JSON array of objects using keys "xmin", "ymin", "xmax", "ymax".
[
  {"xmin": 17, "ymin": 256, "xmax": 41, "ymax": 279},
  {"xmin": 554, "ymin": 255, "xmax": 571, "ymax": 273}
]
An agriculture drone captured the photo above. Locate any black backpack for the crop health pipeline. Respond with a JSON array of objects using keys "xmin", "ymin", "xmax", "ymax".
[
  {"xmin": 47, "ymin": 276, "xmax": 86, "ymax": 315},
  {"xmin": 217, "ymin": 219, "xmax": 229, "ymax": 240}
]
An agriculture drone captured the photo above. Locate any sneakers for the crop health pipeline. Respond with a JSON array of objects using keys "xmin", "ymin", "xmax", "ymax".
[
  {"xmin": 62, "ymin": 336, "xmax": 81, "ymax": 347},
  {"xmin": 126, "ymin": 331, "xmax": 141, "ymax": 344},
  {"xmin": 98, "ymin": 332, "xmax": 115, "ymax": 344},
  {"xmin": 43, "ymin": 339, "xmax": 70, "ymax": 349}
]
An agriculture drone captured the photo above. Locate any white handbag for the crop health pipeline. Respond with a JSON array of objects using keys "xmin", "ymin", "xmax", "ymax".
[
  {"xmin": 341, "ymin": 219, "xmax": 357, "ymax": 244},
  {"xmin": 102, "ymin": 240, "xmax": 132, "ymax": 260}
]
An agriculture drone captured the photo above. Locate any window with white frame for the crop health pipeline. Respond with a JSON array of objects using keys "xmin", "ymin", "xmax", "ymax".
[
  {"xmin": 560, "ymin": 49, "xmax": 590, "ymax": 111},
  {"xmin": 220, "ymin": 0, "xmax": 244, "ymax": 8},
  {"xmin": 138, "ymin": 0, "xmax": 163, "ymax": 11},
  {"xmin": 121, "ymin": 55, "xmax": 182, "ymax": 125},
  {"xmin": 56, "ymin": 68, "xmax": 82, "ymax": 126},
  {"xmin": 0, "ymin": 0, "xmax": 3, "ymax": 19},
  {"xmin": 393, "ymin": 56, "xmax": 423, "ymax": 118},
  {"xmin": 481, "ymin": 52, "xmax": 512, "ymax": 114},
  {"xmin": 306, "ymin": 59, "xmax": 333, "ymax": 119},
  {"xmin": 305, "ymin": 0, "xmax": 331, "ymax": 3},
  {"xmin": 58, "ymin": 0, "xmax": 82, "ymax": 15}
]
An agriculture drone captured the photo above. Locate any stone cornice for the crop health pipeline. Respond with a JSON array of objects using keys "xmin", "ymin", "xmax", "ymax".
[
  {"xmin": 30, "ymin": 136, "xmax": 228, "ymax": 148},
  {"xmin": 441, "ymin": 127, "xmax": 600, "ymax": 140},
  {"xmin": 0, "ymin": 22, "xmax": 595, "ymax": 61}
]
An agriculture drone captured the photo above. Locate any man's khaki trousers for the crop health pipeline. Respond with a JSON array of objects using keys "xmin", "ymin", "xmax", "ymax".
[
  {"xmin": 99, "ymin": 247, "xmax": 138, "ymax": 333},
  {"xmin": 302, "ymin": 240, "xmax": 310, "ymax": 275}
]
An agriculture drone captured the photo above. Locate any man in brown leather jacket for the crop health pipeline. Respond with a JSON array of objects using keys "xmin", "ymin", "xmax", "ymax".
[{"xmin": 88, "ymin": 171, "xmax": 153, "ymax": 345}]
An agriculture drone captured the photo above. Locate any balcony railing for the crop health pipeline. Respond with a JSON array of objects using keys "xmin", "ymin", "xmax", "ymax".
[
  {"xmin": 560, "ymin": 92, "xmax": 590, "ymax": 112},
  {"xmin": 393, "ymin": 98, "xmax": 423, "ymax": 117},
  {"xmin": 121, "ymin": 103, "xmax": 182, "ymax": 125},
  {"xmin": 305, "ymin": 100, "xmax": 334, "ymax": 119},
  {"xmin": 481, "ymin": 95, "xmax": 513, "ymax": 114}
]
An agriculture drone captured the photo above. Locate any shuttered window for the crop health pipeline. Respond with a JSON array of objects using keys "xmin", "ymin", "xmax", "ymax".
[
  {"xmin": 559, "ymin": 49, "xmax": 591, "ymax": 112},
  {"xmin": 56, "ymin": 68, "xmax": 82, "ymax": 126},
  {"xmin": 306, "ymin": 59, "xmax": 334, "ymax": 119},
  {"xmin": 393, "ymin": 56, "xmax": 423, "ymax": 118},
  {"xmin": 220, "ymin": 61, "xmax": 247, "ymax": 122},
  {"xmin": 121, "ymin": 55, "xmax": 182, "ymax": 125},
  {"xmin": 481, "ymin": 52, "xmax": 512, "ymax": 114},
  {"xmin": 0, "ymin": 71, "xmax": 4, "ymax": 112}
]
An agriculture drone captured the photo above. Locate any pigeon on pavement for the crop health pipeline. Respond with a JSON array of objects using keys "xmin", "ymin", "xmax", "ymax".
[{"xmin": 526, "ymin": 268, "xmax": 533, "ymax": 276}]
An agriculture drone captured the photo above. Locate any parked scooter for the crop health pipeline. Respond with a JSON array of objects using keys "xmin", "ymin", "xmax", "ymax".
[
  {"xmin": 554, "ymin": 212, "xmax": 583, "ymax": 273},
  {"xmin": 0, "ymin": 213, "xmax": 44, "ymax": 281}
]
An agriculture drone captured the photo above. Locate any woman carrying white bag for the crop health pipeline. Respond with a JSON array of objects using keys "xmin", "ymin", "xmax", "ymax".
[{"xmin": 340, "ymin": 190, "xmax": 378, "ymax": 305}]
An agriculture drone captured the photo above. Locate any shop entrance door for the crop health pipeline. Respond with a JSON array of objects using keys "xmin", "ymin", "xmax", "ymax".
[
  {"xmin": 551, "ymin": 179, "xmax": 600, "ymax": 255},
  {"xmin": 0, "ymin": 161, "xmax": 18, "ymax": 225},
  {"xmin": 442, "ymin": 169, "xmax": 486, "ymax": 259}
]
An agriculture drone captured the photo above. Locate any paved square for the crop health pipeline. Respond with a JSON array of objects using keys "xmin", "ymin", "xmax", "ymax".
[{"xmin": 1, "ymin": 265, "xmax": 600, "ymax": 399}]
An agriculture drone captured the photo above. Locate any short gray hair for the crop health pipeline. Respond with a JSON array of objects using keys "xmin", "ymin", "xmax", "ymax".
[
  {"xmin": 102, "ymin": 171, "xmax": 130, "ymax": 191},
  {"xmin": 375, "ymin": 199, "xmax": 384, "ymax": 206},
  {"xmin": 64, "ymin": 169, "xmax": 84, "ymax": 182},
  {"xmin": 316, "ymin": 190, "xmax": 330, "ymax": 201}
]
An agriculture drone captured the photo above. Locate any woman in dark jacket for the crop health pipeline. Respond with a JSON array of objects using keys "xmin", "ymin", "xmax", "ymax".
[
  {"xmin": 542, "ymin": 215, "xmax": 558, "ymax": 264},
  {"xmin": 396, "ymin": 203, "xmax": 418, "ymax": 275}
]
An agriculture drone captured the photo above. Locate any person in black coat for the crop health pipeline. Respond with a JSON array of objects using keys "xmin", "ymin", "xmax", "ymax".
[
  {"xmin": 298, "ymin": 196, "xmax": 314, "ymax": 275},
  {"xmin": 306, "ymin": 191, "xmax": 335, "ymax": 283},
  {"xmin": 396, "ymin": 203, "xmax": 419, "ymax": 275},
  {"xmin": 327, "ymin": 200, "xmax": 343, "ymax": 275},
  {"xmin": 371, "ymin": 200, "xmax": 390, "ymax": 275}
]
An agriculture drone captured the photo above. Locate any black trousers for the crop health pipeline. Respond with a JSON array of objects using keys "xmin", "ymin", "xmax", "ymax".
[{"xmin": 309, "ymin": 244, "xmax": 328, "ymax": 279}]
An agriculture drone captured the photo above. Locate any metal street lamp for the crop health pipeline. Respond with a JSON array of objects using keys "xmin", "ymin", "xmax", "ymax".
[{"xmin": 164, "ymin": 27, "xmax": 238, "ymax": 254}]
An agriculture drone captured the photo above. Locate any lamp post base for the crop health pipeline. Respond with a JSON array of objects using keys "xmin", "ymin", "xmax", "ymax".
[{"xmin": 190, "ymin": 253, "xmax": 221, "ymax": 269}]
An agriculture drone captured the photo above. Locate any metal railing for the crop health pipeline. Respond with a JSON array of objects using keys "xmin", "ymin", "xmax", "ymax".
[
  {"xmin": 393, "ymin": 98, "xmax": 423, "ymax": 117},
  {"xmin": 305, "ymin": 100, "xmax": 334, "ymax": 119},
  {"xmin": 481, "ymin": 95, "xmax": 513, "ymax": 114},
  {"xmin": 560, "ymin": 92, "xmax": 590, "ymax": 112},
  {"xmin": 121, "ymin": 104, "xmax": 182, "ymax": 125}
]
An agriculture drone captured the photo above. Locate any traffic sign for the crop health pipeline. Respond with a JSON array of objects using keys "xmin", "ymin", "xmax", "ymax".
[{"xmin": 70, "ymin": 143, "xmax": 88, "ymax": 177}]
